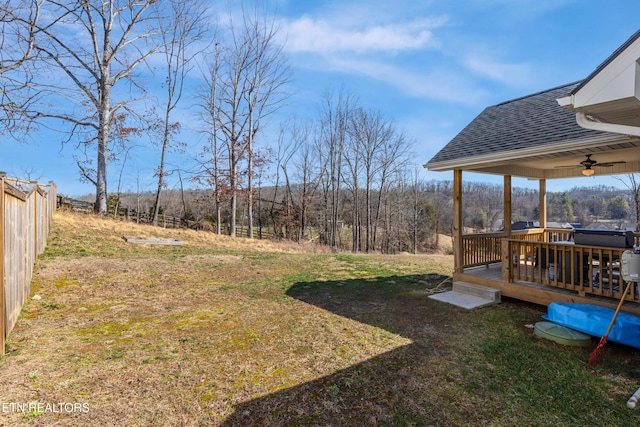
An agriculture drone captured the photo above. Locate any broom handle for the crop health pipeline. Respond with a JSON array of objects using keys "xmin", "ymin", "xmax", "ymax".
[{"xmin": 603, "ymin": 280, "xmax": 633, "ymax": 337}]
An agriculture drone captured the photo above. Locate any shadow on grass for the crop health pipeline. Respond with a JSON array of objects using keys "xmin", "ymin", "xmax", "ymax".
[
  {"xmin": 219, "ymin": 274, "xmax": 640, "ymax": 426},
  {"xmin": 219, "ymin": 274, "xmax": 491, "ymax": 426}
]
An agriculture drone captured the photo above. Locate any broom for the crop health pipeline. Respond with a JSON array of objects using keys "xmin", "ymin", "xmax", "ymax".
[{"xmin": 587, "ymin": 280, "xmax": 634, "ymax": 367}]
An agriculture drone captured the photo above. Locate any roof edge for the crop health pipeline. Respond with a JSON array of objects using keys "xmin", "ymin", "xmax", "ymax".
[
  {"xmin": 424, "ymin": 133, "xmax": 627, "ymax": 172},
  {"xmin": 494, "ymin": 81, "xmax": 582, "ymax": 108},
  {"xmin": 570, "ymin": 29, "xmax": 640, "ymax": 95}
]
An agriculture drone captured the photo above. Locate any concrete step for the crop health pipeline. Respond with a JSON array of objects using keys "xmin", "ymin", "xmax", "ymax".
[
  {"xmin": 453, "ymin": 282, "xmax": 501, "ymax": 303},
  {"xmin": 428, "ymin": 282, "xmax": 501, "ymax": 310}
]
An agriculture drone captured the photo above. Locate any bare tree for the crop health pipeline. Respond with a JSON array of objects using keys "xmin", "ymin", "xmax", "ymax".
[
  {"xmin": 199, "ymin": 16, "xmax": 251, "ymax": 237},
  {"xmin": 291, "ymin": 120, "xmax": 319, "ymax": 242},
  {"xmin": 316, "ymin": 89, "xmax": 355, "ymax": 249},
  {"xmin": 198, "ymin": 5, "xmax": 291, "ymax": 237},
  {"xmin": 407, "ymin": 167, "xmax": 423, "ymax": 254},
  {"xmin": 381, "ymin": 174, "xmax": 407, "ymax": 254},
  {"xmin": 615, "ymin": 174, "xmax": 640, "ymax": 230},
  {"xmin": 17, "ymin": 166, "xmax": 42, "ymax": 182},
  {"xmin": 240, "ymin": 6, "xmax": 292, "ymax": 238},
  {"xmin": 371, "ymin": 128, "xmax": 411, "ymax": 250},
  {"xmin": 0, "ymin": 0, "xmax": 40, "ymax": 136},
  {"xmin": 34, "ymin": 0, "xmax": 163, "ymax": 214},
  {"xmin": 343, "ymin": 111, "xmax": 363, "ymax": 251},
  {"xmin": 343, "ymin": 107, "xmax": 412, "ymax": 252},
  {"xmin": 112, "ymin": 144, "xmax": 141, "ymax": 219},
  {"xmin": 197, "ymin": 41, "xmax": 226, "ymax": 234},
  {"xmin": 269, "ymin": 122, "xmax": 298, "ymax": 238},
  {"xmin": 151, "ymin": 0, "xmax": 208, "ymax": 226}
]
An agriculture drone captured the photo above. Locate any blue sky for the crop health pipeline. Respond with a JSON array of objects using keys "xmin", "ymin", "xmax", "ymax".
[{"xmin": 3, "ymin": 0, "xmax": 640, "ymax": 196}]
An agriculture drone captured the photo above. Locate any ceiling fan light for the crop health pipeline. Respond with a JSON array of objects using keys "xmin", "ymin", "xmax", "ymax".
[{"xmin": 582, "ymin": 168, "xmax": 595, "ymax": 176}]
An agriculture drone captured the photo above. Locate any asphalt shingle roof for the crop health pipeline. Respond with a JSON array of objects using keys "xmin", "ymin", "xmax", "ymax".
[{"xmin": 426, "ymin": 82, "xmax": 614, "ymax": 165}]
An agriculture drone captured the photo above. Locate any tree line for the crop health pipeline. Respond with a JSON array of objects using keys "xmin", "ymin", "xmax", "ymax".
[{"xmin": 90, "ymin": 178, "xmax": 638, "ymax": 254}]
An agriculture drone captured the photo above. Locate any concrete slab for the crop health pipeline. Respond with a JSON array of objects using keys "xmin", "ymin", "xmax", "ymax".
[
  {"xmin": 123, "ymin": 236, "xmax": 183, "ymax": 246},
  {"xmin": 428, "ymin": 291, "xmax": 498, "ymax": 310}
]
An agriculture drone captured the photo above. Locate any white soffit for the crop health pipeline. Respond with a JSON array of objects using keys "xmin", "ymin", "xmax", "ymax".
[{"xmin": 574, "ymin": 61, "xmax": 639, "ymax": 108}]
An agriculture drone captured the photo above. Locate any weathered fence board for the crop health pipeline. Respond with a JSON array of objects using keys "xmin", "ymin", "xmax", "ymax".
[{"xmin": 0, "ymin": 174, "xmax": 56, "ymax": 354}]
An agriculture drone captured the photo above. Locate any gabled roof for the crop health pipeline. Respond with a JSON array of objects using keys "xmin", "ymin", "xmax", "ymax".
[
  {"xmin": 426, "ymin": 82, "xmax": 619, "ymax": 169},
  {"xmin": 570, "ymin": 29, "xmax": 640, "ymax": 96},
  {"xmin": 425, "ymin": 29, "xmax": 640, "ymax": 178},
  {"xmin": 559, "ymin": 30, "xmax": 640, "ymax": 128}
]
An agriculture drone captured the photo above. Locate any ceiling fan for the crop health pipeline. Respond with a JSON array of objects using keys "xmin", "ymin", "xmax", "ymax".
[{"xmin": 556, "ymin": 154, "xmax": 625, "ymax": 176}]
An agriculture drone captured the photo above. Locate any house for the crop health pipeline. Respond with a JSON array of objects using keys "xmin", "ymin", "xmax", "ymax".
[
  {"xmin": 424, "ymin": 30, "xmax": 640, "ymax": 314},
  {"xmin": 584, "ymin": 222, "xmax": 615, "ymax": 231},
  {"xmin": 510, "ymin": 221, "xmax": 573, "ymax": 231}
]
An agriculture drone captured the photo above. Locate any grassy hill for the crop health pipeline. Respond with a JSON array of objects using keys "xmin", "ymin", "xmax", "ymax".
[{"xmin": 0, "ymin": 211, "xmax": 638, "ymax": 426}]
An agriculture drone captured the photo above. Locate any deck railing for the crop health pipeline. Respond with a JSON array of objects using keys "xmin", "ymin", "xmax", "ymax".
[
  {"xmin": 462, "ymin": 228, "xmax": 640, "ymax": 303},
  {"xmin": 460, "ymin": 232, "xmax": 504, "ymax": 268},
  {"xmin": 510, "ymin": 229, "xmax": 640, "ymax": 301},
  {"xmin": 507, "ymin": 238, "xmax": 639, "ymax": 302},
  {"xmin": 460, "ymin": 228, "xmax": 575, "ymax": 268}
]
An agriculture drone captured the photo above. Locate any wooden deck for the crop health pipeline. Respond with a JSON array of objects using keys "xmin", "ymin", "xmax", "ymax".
[{"xmin": 457, "ymin": 263, "xmax": 640, "ymax": 316}]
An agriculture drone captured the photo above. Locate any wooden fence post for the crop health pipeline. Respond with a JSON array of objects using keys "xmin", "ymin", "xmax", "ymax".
[
  {"xmin": 32, "ymin": 182, "xmax": 38, "ymax": 261},
  {"xmin": 0, "ymin": 172, "xmax": 6, "ymax": 355}
]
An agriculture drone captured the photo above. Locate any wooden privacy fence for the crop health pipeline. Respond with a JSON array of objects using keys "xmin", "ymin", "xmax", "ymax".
[{"xmin": 0, "ymin": 174, "xmax": 56, "ymax": 354}]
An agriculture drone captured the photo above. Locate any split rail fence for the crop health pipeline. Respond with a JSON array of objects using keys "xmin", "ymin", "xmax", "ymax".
[{"xmin": 0, "ymin": 174, "xmax": 56, "ymax": 354}]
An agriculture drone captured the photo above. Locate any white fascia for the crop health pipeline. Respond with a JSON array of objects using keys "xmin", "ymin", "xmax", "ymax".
[{"xmin": 423, "ymin": 134, "xmax": 623, "ymax": 172}]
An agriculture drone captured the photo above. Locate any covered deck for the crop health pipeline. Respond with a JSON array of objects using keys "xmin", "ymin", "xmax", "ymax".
[
  {"xmin": 457, "ymin": 228, "xmax": 640, "ymax": 315},
  {"xmin": 425, "ymin": 30, "xmax": 640, "ymax": 315}
]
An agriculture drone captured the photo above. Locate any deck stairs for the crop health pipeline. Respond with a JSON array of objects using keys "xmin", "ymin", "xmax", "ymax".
[{"xmin": 428, "ymin": 281, "xmax": 501, "ymax": 309}]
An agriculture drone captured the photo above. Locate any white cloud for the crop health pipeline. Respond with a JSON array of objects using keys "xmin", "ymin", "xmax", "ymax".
[
  {"xmin": 325, "ymin": 56, "xmax": 488, "ymax": 105},
  {"xmin": 467, "ymin": 0, "xmax": 578, "ymax": 19},
  {"xmin": 271, "ymin": 3, "xmax": 539, "ymax": 106},
  {"xmin": 273, "ymin": 10, "xmax": 479, "ymax": 104},
  {"xmin": 463, "ymin": 56, "xmax": 536, "ymax": 87},
  {"xmin": 279, "ymin": 15, "xmax": 446, "ymax": 54}
]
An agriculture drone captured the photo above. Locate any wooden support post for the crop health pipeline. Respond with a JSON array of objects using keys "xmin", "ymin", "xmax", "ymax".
[
  {"xmin": 539, "ymin": 179, "xmax": 547, "ymax": 230},
  {"xmin": 502, "ymin": 175, "xmax": 512, "ymax": 282},
  {"xmin": 502, "ymin": 239, "xmax": 512, "ymax": 282},
  {"xmin": 453, "ymin": 169, "xmax": 463, "ymax": 273},
  {"xmin": 503, "ymin": 175, "xmax": 512, "ymax": 236}
]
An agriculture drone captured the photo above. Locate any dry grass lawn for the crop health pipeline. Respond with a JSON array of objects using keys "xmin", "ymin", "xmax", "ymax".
[{"xmin": 1, "ymin": 211, "xmax": 639, "ymax": 426}]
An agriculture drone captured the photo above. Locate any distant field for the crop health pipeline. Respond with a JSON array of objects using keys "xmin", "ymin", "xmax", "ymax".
[{"xmin": 0, "ymin": 211, "xmax": 638, "ymax": 426}]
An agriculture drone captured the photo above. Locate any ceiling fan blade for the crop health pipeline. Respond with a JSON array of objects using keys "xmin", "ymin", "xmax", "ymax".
[
  {"xmin": 554, "ymin": 165, "xmax": 580, "ymax": 169},
  {"xmin": 553, "ymin": 155, "xmax": 625, "ymax": 169},
  {"xmin": 594, "ymin": 161, "xmax": 626, "ymax": 167}
]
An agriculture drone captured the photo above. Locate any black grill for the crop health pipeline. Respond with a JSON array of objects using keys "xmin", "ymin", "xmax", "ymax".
[{"xmin": 572, "ymin": 229, "xmax": 635, "ymax": 248}]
